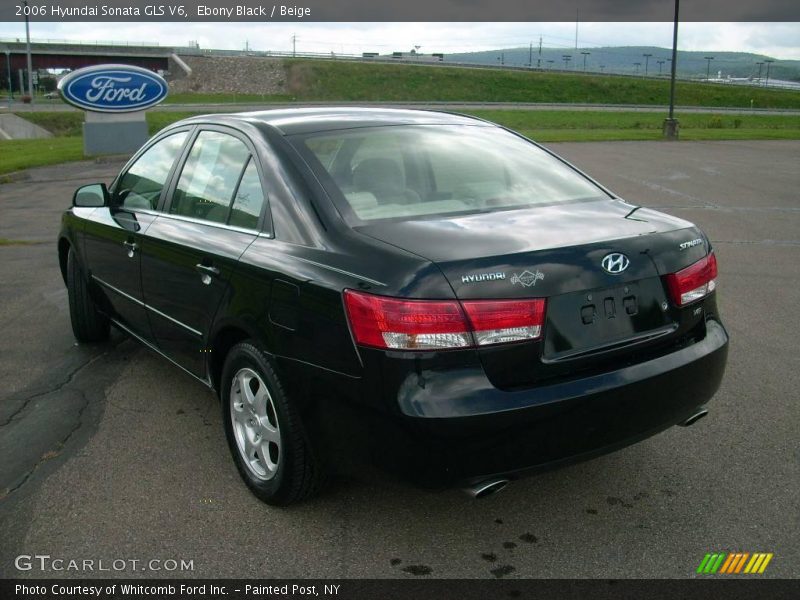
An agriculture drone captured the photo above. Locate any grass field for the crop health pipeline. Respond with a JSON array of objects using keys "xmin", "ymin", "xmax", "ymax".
[
  {"xmin": 2, "ymin": 109, "xmax": 799, "ymax": 176},
  {"xmin": 282, "ymin": 60, "xmax": 800, "ymax": 109}
]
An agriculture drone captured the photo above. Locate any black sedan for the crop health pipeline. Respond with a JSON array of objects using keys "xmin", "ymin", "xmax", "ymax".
[{"xmin": 58, "ymin": 108, "xmax": 728, "ymax": 505}]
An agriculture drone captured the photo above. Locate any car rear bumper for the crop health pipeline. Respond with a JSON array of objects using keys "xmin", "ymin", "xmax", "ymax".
[{"xmin": 371, "ymin": 319, "xmax": 729, "ymax": 486}]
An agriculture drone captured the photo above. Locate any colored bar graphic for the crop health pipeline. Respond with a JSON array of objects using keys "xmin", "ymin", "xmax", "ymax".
[
  {"xmin": 700, "ymin": 552, "xmax": 774, "ymax": 575},
  {"xmin": 697, "ymin": 554, "xmax": 712, "ymax": 574}
]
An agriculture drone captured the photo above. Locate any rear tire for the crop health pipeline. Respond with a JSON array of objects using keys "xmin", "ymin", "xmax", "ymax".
[
  {"xmin": 221, "ymin": 341, "xmax": 326, "ymax": 505},
  {"xmin": 67, "ymin": 247, "xmax": 110, "ymax": 343}
]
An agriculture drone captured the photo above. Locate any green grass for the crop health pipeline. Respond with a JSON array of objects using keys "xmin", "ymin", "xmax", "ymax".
[
  {"xmin": 284, "ymin": 60, "xmax": 800, "ymax": 109},
  {"xmin": 0, "ymin": 237, "xmax": 36, "ymax": 246},
  {"xmin": 462, "ymin": 110, "xmax": 800, "ymax": 141},
  {"xmin": 0, "ymin": 137, "xmax": 84, "ymax": 175},
  {"xmin": 2, "ymin": 109, "xmax": 799, "ymax": 176},
  {"xmin": 164, "ymin": 92, "xmax": 294, "ymax": 104}
]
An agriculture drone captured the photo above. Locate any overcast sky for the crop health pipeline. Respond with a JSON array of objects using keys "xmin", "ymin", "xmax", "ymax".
[{"xmin": 1, "ymin": 22, "xmax": 799, "ymax": 59}]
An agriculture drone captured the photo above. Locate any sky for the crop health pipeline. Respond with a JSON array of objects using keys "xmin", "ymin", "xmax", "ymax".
[{"xmin": 0, "ymin": 22, "xmax": 799, "ymax": 60}]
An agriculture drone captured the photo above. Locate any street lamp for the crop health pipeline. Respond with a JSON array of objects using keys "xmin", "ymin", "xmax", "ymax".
[
  {"xmin": 764, "ymin": 59, "xmax": 774, "ymax": 87},
  {"xmin": 581, "ymin": 51, "xmax": 590, "ymax": 72},
  {"xmin": 704, "ymin": 56, "xmax": 714, "ymax": 81},
  {"xmin": 657, "ymin": 59, "xmax": 665, "ymax": 75},
  {"xmin": 643, "ymin": 53, "xmax": 652, "ymax": 76},
  {"xmin": 664, "ymin": 0, "xmax": 680, "ymax": 140},
  {"xmin": 562, "ymin": 54, "xmax": 572, "ymax": 69},
  {"xmin": 633, "ymin": 61, "xmax": 641, "ymax": 75},
  {"xmin": 23, "ymin": 0, "xmax": 34, "ymax": 100}
]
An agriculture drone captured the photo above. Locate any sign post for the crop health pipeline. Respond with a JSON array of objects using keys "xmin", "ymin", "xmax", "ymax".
[{"xmin": 57, "ymin": 64, "xmax": 168, "ymax": 155}]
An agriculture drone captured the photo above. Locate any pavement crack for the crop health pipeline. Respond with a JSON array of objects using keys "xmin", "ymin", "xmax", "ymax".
[
  {"xmin": 1, "ymin": 389, "xmax": 90, "ymax": 500},
  {"xmin": 0, "ymin": 348, "xmax": 110, "ymax": 428}
]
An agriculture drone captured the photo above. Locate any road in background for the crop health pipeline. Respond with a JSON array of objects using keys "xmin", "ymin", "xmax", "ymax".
[
  {"xmin": 4, "ymin": 101, "xmax": 800, "ymax": 115},
  {"xmin": 0, "ymin": 141, "xmax": 798, "ymax": 579}
]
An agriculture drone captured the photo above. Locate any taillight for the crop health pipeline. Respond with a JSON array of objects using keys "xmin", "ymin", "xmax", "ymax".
[
  {"xmin": 462, "ymin": 299, "xmax": 546, "ymax": 346},
  {"xmin": 665, "ymin": 252, "xmax": 718, "ymax": 307},
  {"xmin": 343, "ymin": 290, "xmax": 546, "ymax": 351}
]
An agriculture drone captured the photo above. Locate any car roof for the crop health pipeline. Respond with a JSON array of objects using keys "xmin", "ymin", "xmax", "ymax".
[{"xmin": 174, "ymin": 107, "xmax": 494, "ymax": 135}]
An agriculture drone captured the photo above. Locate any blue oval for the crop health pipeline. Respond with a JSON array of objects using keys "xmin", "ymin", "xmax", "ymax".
[{"xmin": 58, "ymin": 64, "xmax": 168, "ymax": 112}]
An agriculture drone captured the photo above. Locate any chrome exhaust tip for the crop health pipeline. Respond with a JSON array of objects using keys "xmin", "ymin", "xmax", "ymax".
[
  {"xmin": 678, "ymin": 406, "xmax": 709, "ymax": 427},
  {"xmin": 463, "ymin": 478, "xmax": 510, "ymax": 499}
]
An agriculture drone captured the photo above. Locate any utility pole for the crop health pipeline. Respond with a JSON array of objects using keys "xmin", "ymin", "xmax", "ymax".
[
  {"xmin": 664, "ymin": 0, "xmax": 680, "ymax": 140},
  {"xmin": 528, "ymin": 42, "xmax": 532, "ymax": 68},
  {"xmin": 292, "ymin": 33, "xmax": 296, "ymax": 58},
  {"xmin": 704, "ymin": 56, "xmax": 714, "ymax": 80},
  {"xmin": 23, "ymin": 0, "xmax": 33, "ymax": 101},
  {"xmin": 574, "ymin": 8, "xmax": 579, "ymax": 50},
  {"xmin": 764, "ymin": 59, "xmax": 774, "ymax": 87},
  {"xmin": 537, "ymin": 36, "xmax": 542, "ymax": 69},
  {"xmin": 581, "ymin": 51, "xmax": 590, "ymax": 72},
  {"xmin": 643, "ymin": 53, "xmax": 652, "ymax": 76}
]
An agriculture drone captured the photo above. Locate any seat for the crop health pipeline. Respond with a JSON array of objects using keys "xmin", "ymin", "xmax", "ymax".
[{"xmin": 352, "ymin": 158, "xmax": 420, "ymax": 206}]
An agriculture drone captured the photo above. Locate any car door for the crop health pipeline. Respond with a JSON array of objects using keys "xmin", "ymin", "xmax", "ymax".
[
  {"xmin": 82, "ymin": 129, "xmax": 191, "ymax": 339},
  {"xmin": 140, "ymin": 127, "xmax": 269, "ymax": 378}
]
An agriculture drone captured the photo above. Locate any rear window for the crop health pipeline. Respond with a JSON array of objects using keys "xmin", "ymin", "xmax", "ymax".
[{"xmin": 295, "ymin": 125, "xmax": 606, "ymax": 223}]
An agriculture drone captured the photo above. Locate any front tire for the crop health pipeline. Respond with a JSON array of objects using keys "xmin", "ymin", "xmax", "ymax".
[
  {"xmin": 66, "ymin": 247, "xmax": 110, "ymax": 343},
  {"xmin": 221, "ymin": 342, "xmax": 326, "ymax": 505}
]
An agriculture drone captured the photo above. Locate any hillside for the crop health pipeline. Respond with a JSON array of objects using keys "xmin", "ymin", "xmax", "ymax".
[
  {"xmin": 446, "ymin": 46, "xmax": 800, "ymax": 82},
  {"xmin": 276, "ymin": 60, "xmax": 800, "ymax": 108}
]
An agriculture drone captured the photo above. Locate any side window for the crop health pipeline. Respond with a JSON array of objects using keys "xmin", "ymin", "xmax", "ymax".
[
  {"xmin": 229, "ymin": 158, "xmax": 266, "ymax": 230},
  {"xmin": 170, "ymin": 131, "xmax": 250, "ymax": 224},
  {"xmin": 115, "ymin": 131, "xmax": 188, "ymax": 210}
]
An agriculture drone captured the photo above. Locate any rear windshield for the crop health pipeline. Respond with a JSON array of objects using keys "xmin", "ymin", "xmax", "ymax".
[{"xmin": 293, "ymin": 124, "xmax": 607, "ymax": 223}]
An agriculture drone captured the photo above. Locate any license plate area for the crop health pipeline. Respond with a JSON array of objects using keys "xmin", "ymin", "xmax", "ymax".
[{"xmin": 543, "ymin": 277, "xmax": 672, "ymax": 361}]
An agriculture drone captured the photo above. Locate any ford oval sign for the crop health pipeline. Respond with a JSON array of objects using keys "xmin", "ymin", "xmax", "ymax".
[{"xmin": 57, "ymin": 64, "xmax": 168, "ymax": 113}]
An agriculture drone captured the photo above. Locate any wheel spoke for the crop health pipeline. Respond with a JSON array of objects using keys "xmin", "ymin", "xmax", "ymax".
[{"xmin": 239, "ymin": 371, "xmax": 256, "ymax": 408}]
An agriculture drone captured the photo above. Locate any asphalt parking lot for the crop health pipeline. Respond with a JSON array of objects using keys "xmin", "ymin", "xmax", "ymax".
[{"xmin": 0, "ymin": 140, "xmax": 798, "ymax": 579}]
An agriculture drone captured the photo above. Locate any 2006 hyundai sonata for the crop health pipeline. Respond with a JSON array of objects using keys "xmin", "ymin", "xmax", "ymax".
[{"xmin": 58, "ymin": 108, "xmax": 728, "ymax": 504}]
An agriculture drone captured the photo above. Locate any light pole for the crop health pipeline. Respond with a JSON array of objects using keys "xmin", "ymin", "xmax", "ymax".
[
  {"xmin": 546, "ymin": 60, "xmax": 554, "ymax": 70},
  {"xmin": 704, "ymin": 56, "xmax": 714, "ymax": 81},
  {"xmin": 5, "ymin": 50, "xmax": 12, "ymax": 103},
  {"xmin": 764, "ymin": 59, "xmax": 774, "ymax": 87},
  {"xmin": 657, "ymin": 59, "xmax": 665, "ymax": 75},
  {"xmin": 581, "ymin": 51, "xmax": 590, "ymax": 72},
  {"xmin": 633, "ymin": 62, "xmax": 641, "ymax": 75},
  {"xmin": 643, "ymin": 53, "xmax": 652, "ymax": 76},
  {"xmin": 664, "ymin": 0, "xmax": 680, "ymax": 140},
  {"xmin": 562, "ymin": 54, "xmax": 571, "ymax": 69},
  {"xmin": 23, "ymin": 0, "xmax": 34, "ymax": 100}
]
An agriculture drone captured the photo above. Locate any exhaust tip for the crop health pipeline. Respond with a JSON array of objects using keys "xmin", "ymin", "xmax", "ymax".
[
  {"xmin": 679, "ymin": 406, "xmax": 709, "ymax": 427},
  {"xmin": 463, "ymin": 478, "xmax": 510, "ymax": 499}
]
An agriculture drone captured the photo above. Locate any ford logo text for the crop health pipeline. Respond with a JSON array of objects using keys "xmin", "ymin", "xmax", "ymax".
[{"xmin": 58, "ymin": 64, "xmax": 168, "ymax": 113}]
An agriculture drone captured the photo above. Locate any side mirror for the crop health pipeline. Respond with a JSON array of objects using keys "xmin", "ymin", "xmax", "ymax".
[{"xmin": 73, "ymin": 183, "xmax": 109, "ymax": 208}]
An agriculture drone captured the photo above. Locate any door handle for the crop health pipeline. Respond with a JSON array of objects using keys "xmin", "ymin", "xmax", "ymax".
[
  {"xmin": 195, "ymin": 264, "xmax": 220, "ymax": 276},
  {"xmin": 195, "ymin": 263, "xmax": 220, "ymax": 285},
  {"xmin": 123, "ymin": 241, "xmax": 139, "ymax": 257}
]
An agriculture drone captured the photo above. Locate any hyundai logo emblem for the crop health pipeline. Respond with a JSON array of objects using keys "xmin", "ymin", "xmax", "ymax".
[{"xmin": 601, "ymin": 252, "xmax": 630, "ymax": 274}]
